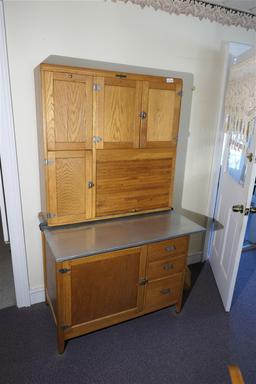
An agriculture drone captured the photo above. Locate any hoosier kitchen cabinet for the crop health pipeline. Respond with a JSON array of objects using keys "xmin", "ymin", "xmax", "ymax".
[{"xmin": 37, "ymin": 63, "xmax": 205, "ymax": 353}]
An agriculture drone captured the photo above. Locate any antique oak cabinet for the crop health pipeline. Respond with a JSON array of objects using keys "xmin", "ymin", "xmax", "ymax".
[{"xmin": 37, "ymin": 63, "xmax": 204, "ymax": 353}]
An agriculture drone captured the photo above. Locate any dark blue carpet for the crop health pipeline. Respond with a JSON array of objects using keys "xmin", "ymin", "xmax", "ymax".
[{"xmin": 0, "ymin": 253, "xmax": 255, "ymax": 384}]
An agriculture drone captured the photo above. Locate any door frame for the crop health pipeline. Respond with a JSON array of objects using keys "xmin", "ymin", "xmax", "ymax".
[{"xmin": 0, "ymin": 1, "xmax": 30, "ymax": 307}]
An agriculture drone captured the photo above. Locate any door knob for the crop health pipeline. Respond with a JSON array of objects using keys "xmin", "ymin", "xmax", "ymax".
[{"xmin": 232, "ymin": 205, "xmax": 244, "ymax": 214}]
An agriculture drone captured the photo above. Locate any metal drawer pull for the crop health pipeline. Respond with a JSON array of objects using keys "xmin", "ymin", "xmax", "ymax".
[
  {"xmin": 163, "ymin": 263, "xmax": 174, "ymax": 271},
  {"xmin": 160, "ymin": 288, "xmax": 171, "ymax": 295},
  {"xmin": 165, "ymin": 245, "xmax": 176, "ymax": 252}
]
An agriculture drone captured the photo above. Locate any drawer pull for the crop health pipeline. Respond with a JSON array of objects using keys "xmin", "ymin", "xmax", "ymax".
[
  {"xmin": 160, "ymin": 288, "xmax": 171, "ymax": 295},
  {"xmin": 163, "ymin": 263, "xmax": 174, "ymax": 271},
  {"xmin": 165, "ymin": 245, "xmax": 176, "ymax": 252}
]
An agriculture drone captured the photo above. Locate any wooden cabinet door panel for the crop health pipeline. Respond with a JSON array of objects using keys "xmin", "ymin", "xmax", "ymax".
[
  {"xmin": 47, "ymin": 151, "xmax": 92, "ymax": 225},
  {"xmin": 96, "ymin": 149, "xmax": 175, "ymax": 217},
  {"xmin": 43, "ymin": 71, "xmax": 92, "ymax": 150},
  {"xmin": 69, "ymin": 247, "xmax": 146, "ymax": 326},
  {"xmin": 140, "ymin": 79, "xmax": 182, "ymax": 148},
  {"xmin": 94, "ymin": 76, "xmax": 142, "ymax": 149}
]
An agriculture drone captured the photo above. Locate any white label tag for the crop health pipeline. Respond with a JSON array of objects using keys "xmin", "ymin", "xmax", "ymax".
[{"xmin": 166, "ymin": 78, "xmax": 174, "ymax": 83}]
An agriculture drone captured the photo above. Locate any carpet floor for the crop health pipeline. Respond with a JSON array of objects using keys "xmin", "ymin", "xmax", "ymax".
[{"xmin": 0, "ymin": 252, "xmax": 255, "ymax": 384}]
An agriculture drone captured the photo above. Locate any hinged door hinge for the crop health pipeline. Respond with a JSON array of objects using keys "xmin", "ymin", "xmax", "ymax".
[
  {"xmin": 58, "ymin": 268, "xmax": 71, "ymax": 274},
  {"xmin": 93, "ymin": 135, "xmax": 103, "ymax": 144},
  {"xmin": 60, "ymin": 324, "xmax": 71, "ymax": 330},
  {"xmin": 44, "ymin": 159, "xmax": 54, "ymax": 166},
  {"xmin": 46, "ymin": 212, "xmax": 56, "ymax": 219},
  {"xmin": 93, "ymin": 83, "xmax": 101, "ymax": 91},
  {"xmin": 177, "ymin": 90, "xmax": 183, "ymax": 97}
]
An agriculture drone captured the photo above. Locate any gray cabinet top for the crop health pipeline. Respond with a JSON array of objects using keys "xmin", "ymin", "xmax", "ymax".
[{"xmin": 44, "ymin": 211, "xmax": 205, "ymax": 262}]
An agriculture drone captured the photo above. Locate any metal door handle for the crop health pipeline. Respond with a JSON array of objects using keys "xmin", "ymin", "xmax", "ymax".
[
  {"xmin": 165, "ymin": 245, "xmax": 176, "ymax": 252},
  {"xmin": 160, "ymin": 288, "xmax": 171, "ymax": 295},
  {"xmin": 250, "ymin": 207, "xmax": 256, "ymax": 214},
  {"xmin": 138, "ymin": 278, "xmax": 148, "ymax": 286},
  {"xmin": 163, "ymin": 263, "xmax": 174, "ymax": 271},
  {"xmin": 232, "ymin": 205, "xmax": 244, "ymax": 214}
]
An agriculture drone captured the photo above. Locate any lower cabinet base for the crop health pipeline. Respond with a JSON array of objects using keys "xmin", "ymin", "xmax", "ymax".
[{"xmin": 43, "ymin": 234, "xmax": 189, "ymax": 353}]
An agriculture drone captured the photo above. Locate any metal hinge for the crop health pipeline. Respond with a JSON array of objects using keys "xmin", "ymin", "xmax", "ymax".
[
  {"xmin": 177, "ymin": 90, "xmax": 183, "ymax": 97},
  {"xmin": 44, "ymin": 159, "xmax": 54, "ymax": 166},
  {"xmin": 93, "ymin": 135, "xmax": 103, "ymax": 144},
  {"xmin": 46, "ymin": 212, "xmax": 56, "ymax": 219},
  {"xmin": 93, "ymin": 83, "xmax": 101, "ymax": 91},
  {"xmin": 60, "ymin": 324, "xmax": 71, "ymax": 330},
  {"xmin": 58, "ymin": 268, "xmax": 71, "ymax": 274}
]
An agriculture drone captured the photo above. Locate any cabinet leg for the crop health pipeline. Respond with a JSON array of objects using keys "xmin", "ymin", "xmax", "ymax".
[
  {"xmin": 175, "ymin": 299, "xmax": 182, "ymax": 313},
  {"xmin": 57, "ymin": 330, "xmax": 66, "ymax": 354}
]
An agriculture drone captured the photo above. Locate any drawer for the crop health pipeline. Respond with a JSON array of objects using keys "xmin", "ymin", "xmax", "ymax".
[
  {"xmin": 147, "ymin": 255, "xmax": 186, "ymax": 281},
  {"xmin": 148, "ymin": 237, "xmax": 188, "ymax": 262},
  {"xmin": 144, "ymin": 273, "xmax": 183, "ymax": 310}
]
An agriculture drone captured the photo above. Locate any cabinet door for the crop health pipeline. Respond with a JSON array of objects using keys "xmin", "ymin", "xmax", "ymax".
[
  {"xmin": 46, "ymin": 151, "xmax": 93, "ymax": 225},
  {"xmin": 59, "ymin": 247, "xmax": 147, "ymax": 330},
  {"xmin": 140, "ymin": 79, "xmax": 182, "ymax": 148},
  {"xmin": 93, "ymin": 76, "xmax": 142, "ymax": 149},
  {"xmin": 96, "ymin": 149, "xmax": 175, "ymax": 217},
  {"xmin": 42, "ymin": 71, "xmax": 92, "ymax": 150}
]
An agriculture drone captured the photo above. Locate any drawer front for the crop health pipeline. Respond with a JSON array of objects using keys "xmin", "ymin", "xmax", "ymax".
[
  {"xmin": 148, "ymin": 237, "xmax": 188, "ymax": 262},
  {"xmin": 147, "ymin": 255, "xmax": 186, "ymax": 281},
  {"xmin": 144, "ymin": 273, "xmax": 183, "ymax": 310}
]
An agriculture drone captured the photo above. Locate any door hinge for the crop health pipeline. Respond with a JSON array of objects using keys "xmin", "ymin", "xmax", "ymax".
[
  {"xmin": 60, "ymin": 324, "xmax": 71, "ymax": 330},
  {"xmin": 177, "ymin": 90, "xmax": 183, "ymax": 97},
  {"xmin": 93, "ymin": 135, "xmax": 103, "ymax": 144},
  {"xmin": 44, "ymin": 159, "xmax": 54, "ymax": 166},
  {"xmin": 93, "ymin": 83, "xmax": 101, "ymax": 92},
  {"xmin": 58, "ymin": 268, "xmax": 71, "ymax": 274},
  {"xmin": 46, "ymin": 212, "xmax": 56, "ymax": 219}
]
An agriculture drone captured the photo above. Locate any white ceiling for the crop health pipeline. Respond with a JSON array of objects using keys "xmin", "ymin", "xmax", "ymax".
[{"xmin": 204, "ymin": 0, "xmax": 256, "ymax": 15}]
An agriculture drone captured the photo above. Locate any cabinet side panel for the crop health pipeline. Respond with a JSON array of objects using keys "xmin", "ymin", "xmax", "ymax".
[
  {"xmin": 45, "ymin": 241, "xmax": 57, "ymax": 322},
  {"xmin": 34, "ymin": 66, "xmax": 47, "ymax": 214}
]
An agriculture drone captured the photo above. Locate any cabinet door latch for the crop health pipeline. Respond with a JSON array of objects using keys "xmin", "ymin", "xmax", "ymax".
[
  {"xmin": 139, "ymin": 111, "xmax": 147, "ymax": 119},
  {"xmin": 88, "ymin": 181, "xmax": 94, "ymax": 189},
  {"xmin": 93, "ymin": 136, "xmax": 103, "ymax": 144},
  {"xmin": 58, "ymin": 268, "xmax": 71, "ymax": 274}
]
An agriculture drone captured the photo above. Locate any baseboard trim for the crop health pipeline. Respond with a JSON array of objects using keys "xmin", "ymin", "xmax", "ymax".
[
  {"xmin": 187, "ymin": 251, "xmax": 203, "ymax": 265},
  {"xmin": 30, "ymin": 287, "xmax": 45, "ymax": 305}
]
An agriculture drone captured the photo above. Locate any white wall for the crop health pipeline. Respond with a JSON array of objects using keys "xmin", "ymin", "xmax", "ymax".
[{"xmin": 3, "ymin": 0, "xmax": 255, "ymax": 293}]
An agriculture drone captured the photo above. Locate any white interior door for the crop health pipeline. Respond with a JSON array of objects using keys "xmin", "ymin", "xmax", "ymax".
[{"xmin": 210, "ymin": 51, "xmax": 256, "ymax": 311}]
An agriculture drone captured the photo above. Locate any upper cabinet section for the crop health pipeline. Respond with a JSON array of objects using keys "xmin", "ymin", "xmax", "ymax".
[
  {"xmin": 94, "ymin": 76, "xmax": 142, "ymax": 149},
  {"xmin": 140, "ymin": 79, "xmax": 182, "ymax": 148},
  {"xmin": 41, "ymin": 65, "xmax": 182, "ymax": 151},
  {"xmin": 42, "ymin": 71, "xmax": 93, "ymax": 150}
]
